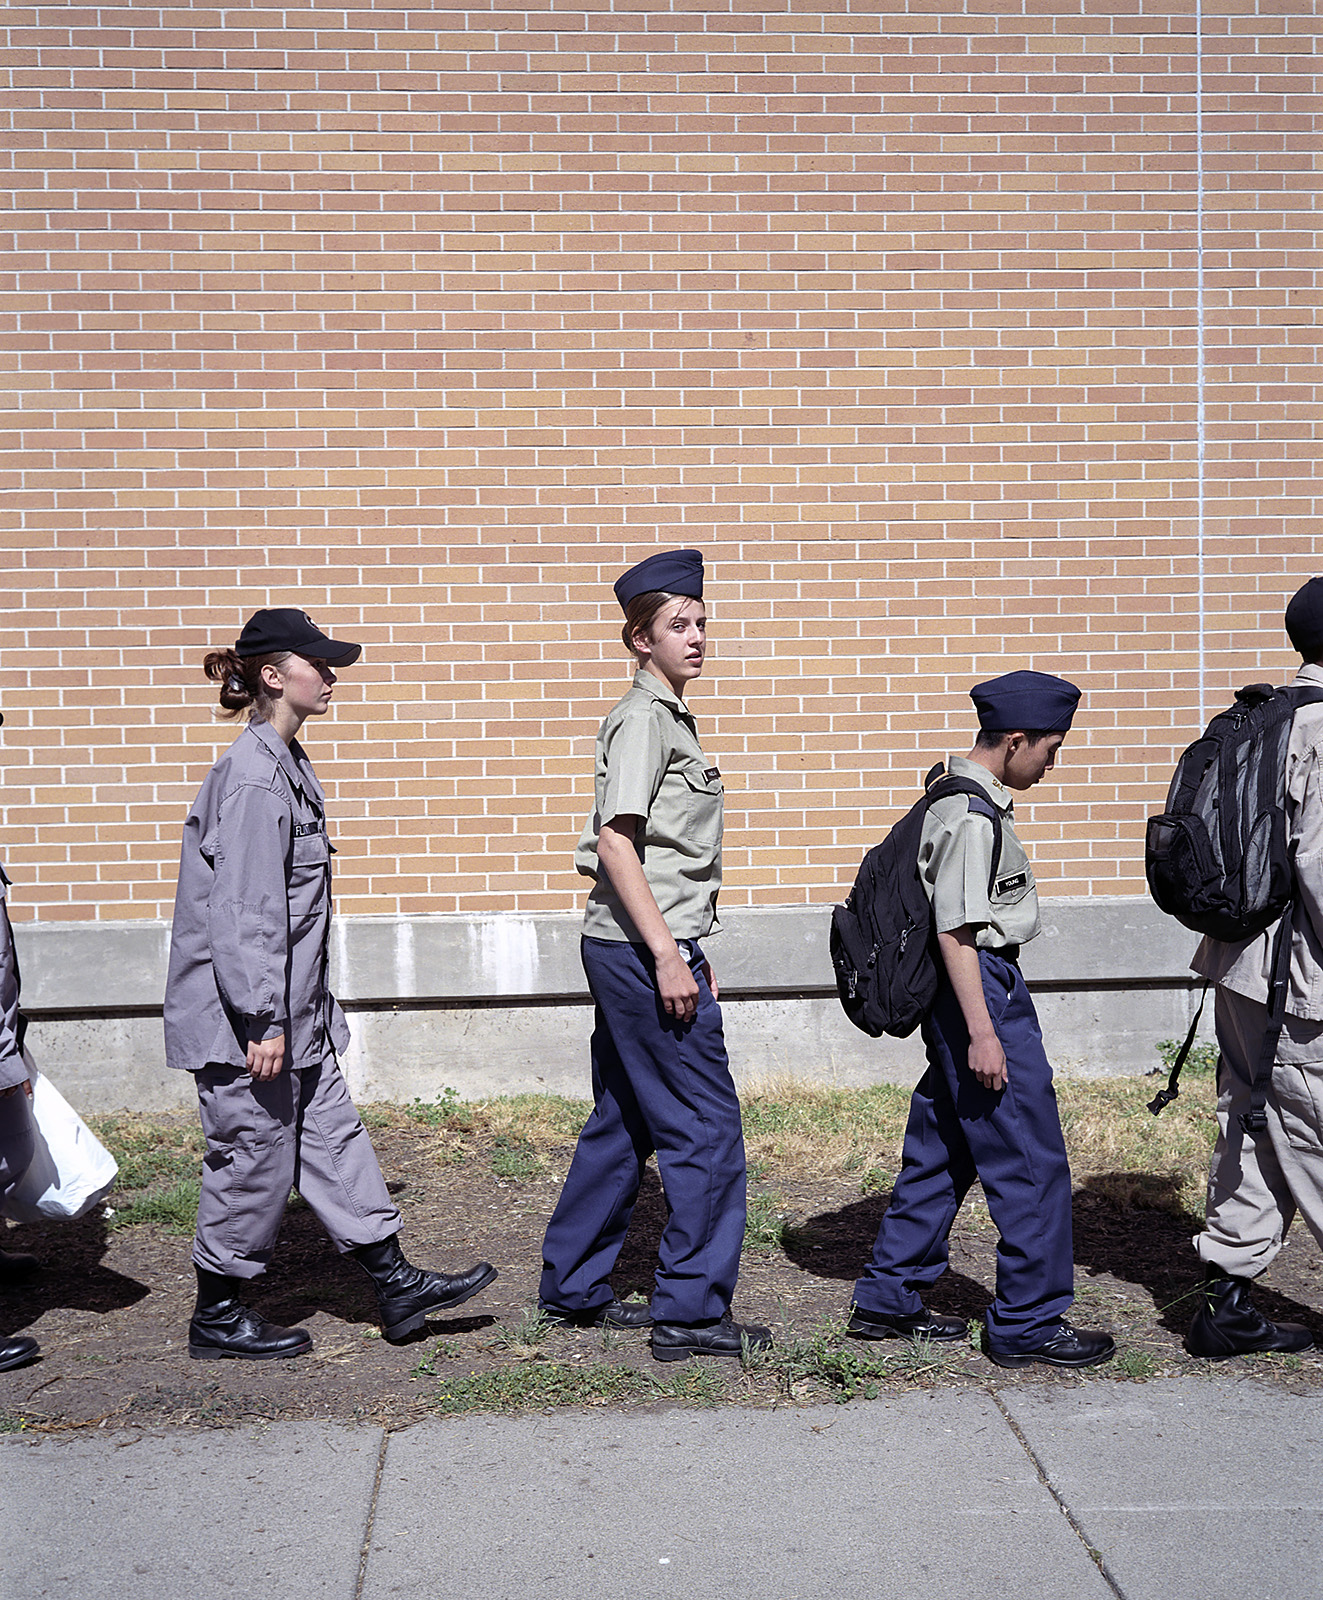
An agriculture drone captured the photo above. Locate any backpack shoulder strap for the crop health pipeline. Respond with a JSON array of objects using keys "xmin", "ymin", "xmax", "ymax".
[{"xmin": 922, "ymin": 774, "xmax": 1005, "ymax": 894}]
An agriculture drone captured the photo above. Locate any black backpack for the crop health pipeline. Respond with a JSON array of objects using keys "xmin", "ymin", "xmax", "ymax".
[
  {"xmin": 1145, "ymin": 682, "xmax": 1323, "ymax": 1120},
  {"xmin": 830, "ymin": 764, "xmax": 1002, "ymax": 1038}
]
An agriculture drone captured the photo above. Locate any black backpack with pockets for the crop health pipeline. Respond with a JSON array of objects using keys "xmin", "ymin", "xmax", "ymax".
[
  {"xmin": 1145, "ymin": 682, "xmax": 1323, "ymax": 1121},
  {"xmin": 830, "ymin": 764, "xmax": 1002, "ymax": 1039}
]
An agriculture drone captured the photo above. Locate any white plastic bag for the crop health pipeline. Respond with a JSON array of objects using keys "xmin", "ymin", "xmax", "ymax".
[{"xmin": 1, "ymin": 1067, "xmax": 118, "ymax": 1223}]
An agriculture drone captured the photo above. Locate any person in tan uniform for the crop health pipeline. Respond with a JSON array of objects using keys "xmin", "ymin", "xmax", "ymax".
[
  {"xmin": 165, "ymin": 609, "xmax": 496, "ymax": 1359},
  {"xmin": 538, "ymin": 550, "xmax": 772, "ymax": 1362},
  {"xmin": 1186, "ymin": 578, "xmax": 1323, "ymax": 1358},
  {"xmin": 848, "ymin": 671, "xmax": 1115, "ymax": 1369}
]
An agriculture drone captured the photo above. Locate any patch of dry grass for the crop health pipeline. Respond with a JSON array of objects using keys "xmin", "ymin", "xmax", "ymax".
[
  {"xmin": 1056, "ymin": 1073, "xmax": 1219, "ymax": 1216},
  {"xmin": 738, "ymin": 1076, "xmax": 912, "ymax": 1179}
]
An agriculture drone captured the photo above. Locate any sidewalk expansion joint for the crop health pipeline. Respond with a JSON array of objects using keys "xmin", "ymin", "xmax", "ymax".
[
  {"xmin": 353, "ymin": 1429, "xmax": 390, "ymax": 1600},
  {"xmin": 989, "ymin": 1388, "xmax": 1127, "ymax": 1600}
]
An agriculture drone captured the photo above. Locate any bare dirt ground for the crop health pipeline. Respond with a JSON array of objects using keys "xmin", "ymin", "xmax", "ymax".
[{"xmin": 4, "ymin": 1090, "xmax": 1323, "ymax": 1431}]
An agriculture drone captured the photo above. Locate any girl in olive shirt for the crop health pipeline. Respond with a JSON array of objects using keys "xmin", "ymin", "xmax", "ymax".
[{"xmin": 538, "ymin": 551, "xmax": 771, "ymax": 1362}]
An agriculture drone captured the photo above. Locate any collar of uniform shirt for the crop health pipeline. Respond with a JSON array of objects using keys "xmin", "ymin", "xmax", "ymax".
[
  {"xmin": 946, "ymin": 752, "xmax": 1015, "ymax": 811},
  {"xmin": 629, "ymin": 669, "xmax": 696, "ymax": 722},
  {"xmin": 248, "ymin": 717, "xmax": 323, "ymax": 803}
]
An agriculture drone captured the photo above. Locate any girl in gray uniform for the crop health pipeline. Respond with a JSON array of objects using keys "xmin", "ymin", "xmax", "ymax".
[{"xmin": 165, "ymin": 609, "xmax": 496, "ymax": 1359}]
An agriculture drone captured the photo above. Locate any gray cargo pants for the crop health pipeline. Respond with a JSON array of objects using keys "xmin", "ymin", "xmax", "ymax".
[
  {"xmin": 0, "ymin": 1084, "xmax": 34, "ymax": 1206},
  {"xmin": 192, "ymin": 1058, "xmax": 400, "ymax": 1279}
]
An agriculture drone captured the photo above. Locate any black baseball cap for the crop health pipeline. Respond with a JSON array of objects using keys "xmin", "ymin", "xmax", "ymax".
[{"xmin": 234, "ymin": 608, "xmax": 362, "ymax": 666}]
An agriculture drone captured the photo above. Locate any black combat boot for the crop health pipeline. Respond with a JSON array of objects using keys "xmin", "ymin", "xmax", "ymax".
[
  {"xmin": 0, "ymin": 1245, "xmax": 40, "ymax": 1284},
  {"xmin": 1185, "ymin": 1266, "xmax": 1314, "ymax": 1360},
  {"xmin": 187, "ymin": 1268, "xmax": 313, "ymax": 1361},
  {"xmin": 350, "ymin": 1236, "xmax": 497, "ymax": 1342}
]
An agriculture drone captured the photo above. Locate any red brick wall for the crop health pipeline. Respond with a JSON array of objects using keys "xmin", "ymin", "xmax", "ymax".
[{"xmin": 0, "ymin": 0, "xmax": 1317, "ymax": 921}]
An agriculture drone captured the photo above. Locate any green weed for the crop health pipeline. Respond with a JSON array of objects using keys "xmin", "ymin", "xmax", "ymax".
[
  {"xmin": 490, "ymin": 1136, "xmax": 542, "ymax": 1181},
  {"xmin": 406, "ymin": 1088, "xmax": 470, "ymax": 1129},
  {"xmin": 491, "ymin": 1308, "xmax": 554, "ymax": 1354},
  {"xmin": 1156, "ymin": 1038, "xmax": 1220, "ymax": 1078},
  {"xmin": 430, "ymin": 1362, "xmax": 644, "ymax": 1414},
  {"xmin": 746, "ymin": 1319, "xmax": 966, "ymax": 1402},
  {"xmin": 410, "ymin": 1340, "xmax": 460, "ymax": 1378},
  {"xmin": 108, "ymin": 1180, "xmax": 201, "ymax": 1235},
  {"xmin": 88, "ymin": 1115, "xmax": 203, "ymax": 1192},
  {"xmin": 1113, "ymin": 1348, "xmax": 1162, "ymax": 1381},
  {"xmin": 743, "ymin": 1194, "xmax": 790, "ymax": 1254}
]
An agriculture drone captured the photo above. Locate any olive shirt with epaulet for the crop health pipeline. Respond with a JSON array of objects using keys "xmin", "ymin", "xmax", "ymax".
[
  {"xmin": 576, "ymin": 671, "xmax": 724, "ymax": 943},
  {"xmin": 919, "ymin": 754, "xmax": 1041, "ymax": 951}
]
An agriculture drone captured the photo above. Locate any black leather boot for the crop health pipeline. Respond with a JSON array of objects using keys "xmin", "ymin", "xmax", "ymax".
[
  {"xmin": 350, "ymin": 1236, "xmax": 497, "ymax": 1342},
  {"xmin": 0, "ymin": 1245, "xmax": 40, "ymax": 1284},
  {"xmin": 1185, "ymin": 1267, "xmax": 1314, "ymax": 1360},
  {"xmin": 187, "ymin": 1268, "xmax": 313, "ymax": 1361},
  {"xmin": 0, "ymin": 1335, "xmax": 39, "ymax": 1371}
]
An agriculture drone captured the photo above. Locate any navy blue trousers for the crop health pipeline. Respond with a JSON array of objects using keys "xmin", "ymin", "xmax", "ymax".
[
  {"xmin": 539, "ymin": 937, "xmax": 747, "ymax": 1325},
  {"xmin": 852, "ymin": 950, "xmax": 1075, "ymax": 1352}
]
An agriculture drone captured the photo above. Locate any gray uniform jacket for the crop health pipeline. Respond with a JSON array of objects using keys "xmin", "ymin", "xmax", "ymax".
[
  {"xmin": 164, "ymin": 720, "xmax": 350, "ymax": 1074},
  {"xmin": 0, "ymin": 864, "xmax": 27, "ymax": 1091}
]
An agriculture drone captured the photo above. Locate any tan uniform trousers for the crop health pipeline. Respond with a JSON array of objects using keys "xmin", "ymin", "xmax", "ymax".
[
  {"xmin": 1195, "ymin": 985, "xmax": 1323, "ymax": 1279},
  {"xmin": 192, "ymin": 1058, "xmax": 401, "ymax": 1280}
]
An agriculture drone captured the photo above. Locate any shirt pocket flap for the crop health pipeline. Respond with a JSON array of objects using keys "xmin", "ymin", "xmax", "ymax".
[
  {"xmin": 993, "ymin": 867, "xmax": 1034, "ymax": 904},
  {"xmin": 291, "ymin": 825, "xmax": 330, "ymax": 866},
  {"xmin": 681, "ymin": 763, "xmax": 723, "ymax": 796}
]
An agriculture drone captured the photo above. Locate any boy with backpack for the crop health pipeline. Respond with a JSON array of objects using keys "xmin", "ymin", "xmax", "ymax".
[
  {"xmin": 847, "ymin": 670, "xmax": 1115, "ymax": 1369},
  {"xmin": 1182, "ymin": 579, "xmax": 1323, "ymax": 1359}
]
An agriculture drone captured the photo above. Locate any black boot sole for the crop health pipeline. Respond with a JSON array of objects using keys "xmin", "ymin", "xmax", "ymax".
[
  {"xmin": 1185, "ymin": 1336, "xmax": 1315, "ymax": 1361},
  {"xmin": 848, "ymin": 1322, "xmax": 967, "ymax": 1343},
  {"xmin": 652, "ymin": 1342, "xmax": 745, "ymax": 1362},
  {"xmin": 381, "ymin": 1264, "xmax": 499, "ymax": 1342},
  {"xmin": 188, "ymin": 1337, "xmax": 312, "ymax": 1361}
]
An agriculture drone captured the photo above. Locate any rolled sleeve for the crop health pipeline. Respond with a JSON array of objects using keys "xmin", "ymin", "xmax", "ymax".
[
  {"xmin": 207, "ymin": 782, "xmax": 292, "ymax": 1036},
  {"xmin": 597, "ymin": 708, "xmax": 664, "ymax": 826},
  {"xmin": 922, "ymin": 805, "xmax": 997, "ymax": 936}
]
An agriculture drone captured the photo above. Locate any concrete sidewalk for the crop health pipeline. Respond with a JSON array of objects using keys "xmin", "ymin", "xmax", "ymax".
[{"xmin": 5, "ymin": 1377, "xmax": 1320, "ymax": 1600}]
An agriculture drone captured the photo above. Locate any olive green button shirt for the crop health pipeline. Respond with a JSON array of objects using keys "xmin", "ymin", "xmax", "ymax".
[
  {"xmin": 576, "ymin": 671, "xmax": 724, "ymax": 943},
  {"xmin": 919, "ymin": 755, "xmax": 1041, "ymax": 950}
]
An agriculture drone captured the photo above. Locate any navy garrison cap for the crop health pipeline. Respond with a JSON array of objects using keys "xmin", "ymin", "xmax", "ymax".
[
  {"xmin": 1286, "ymin": 577, "xmax": 1323, "ymax": 660},
  {"xmin": 613, "ymin": 549, "xmax": 704, "ymax": 612},
  {"xmin": 235, "ymin": 608, "xmax": 362, "ymax": 666},
  {"xmin": 971, "ymin": 670, "xmax": 1081, "ymax": 734}
]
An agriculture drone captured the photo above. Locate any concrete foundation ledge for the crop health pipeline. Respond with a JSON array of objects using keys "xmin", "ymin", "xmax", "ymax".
[{"xmin": 17, "ymin": 899, "xmax": 1208, "ymax": 1113}]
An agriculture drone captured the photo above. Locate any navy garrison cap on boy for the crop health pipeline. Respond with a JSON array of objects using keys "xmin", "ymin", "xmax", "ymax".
[
  {"xmin": 613, "ymin": 549, "xmax": 704, "ymax": 611},
  {"xmin": 971, "ymin": 670, "xmax": 1081, "ymax": 734}
]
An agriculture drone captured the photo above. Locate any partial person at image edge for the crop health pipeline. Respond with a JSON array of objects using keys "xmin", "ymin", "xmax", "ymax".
[
  {"xmin": 0, "ymin": 700, "xmax": 43, "ymax": 1372},
  {"xmin": 163, "ymin": 608, "xmax": 497, "ymax": 1360},
  {"xmin": 1185, "ymin": 578, "xmax": 1323, "ymax": 1359}
]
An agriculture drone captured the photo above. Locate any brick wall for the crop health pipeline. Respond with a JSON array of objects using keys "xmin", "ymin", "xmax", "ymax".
[{"xmin": 0, "ymin": 0, "xmax": 1317, "ymax": 924}]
